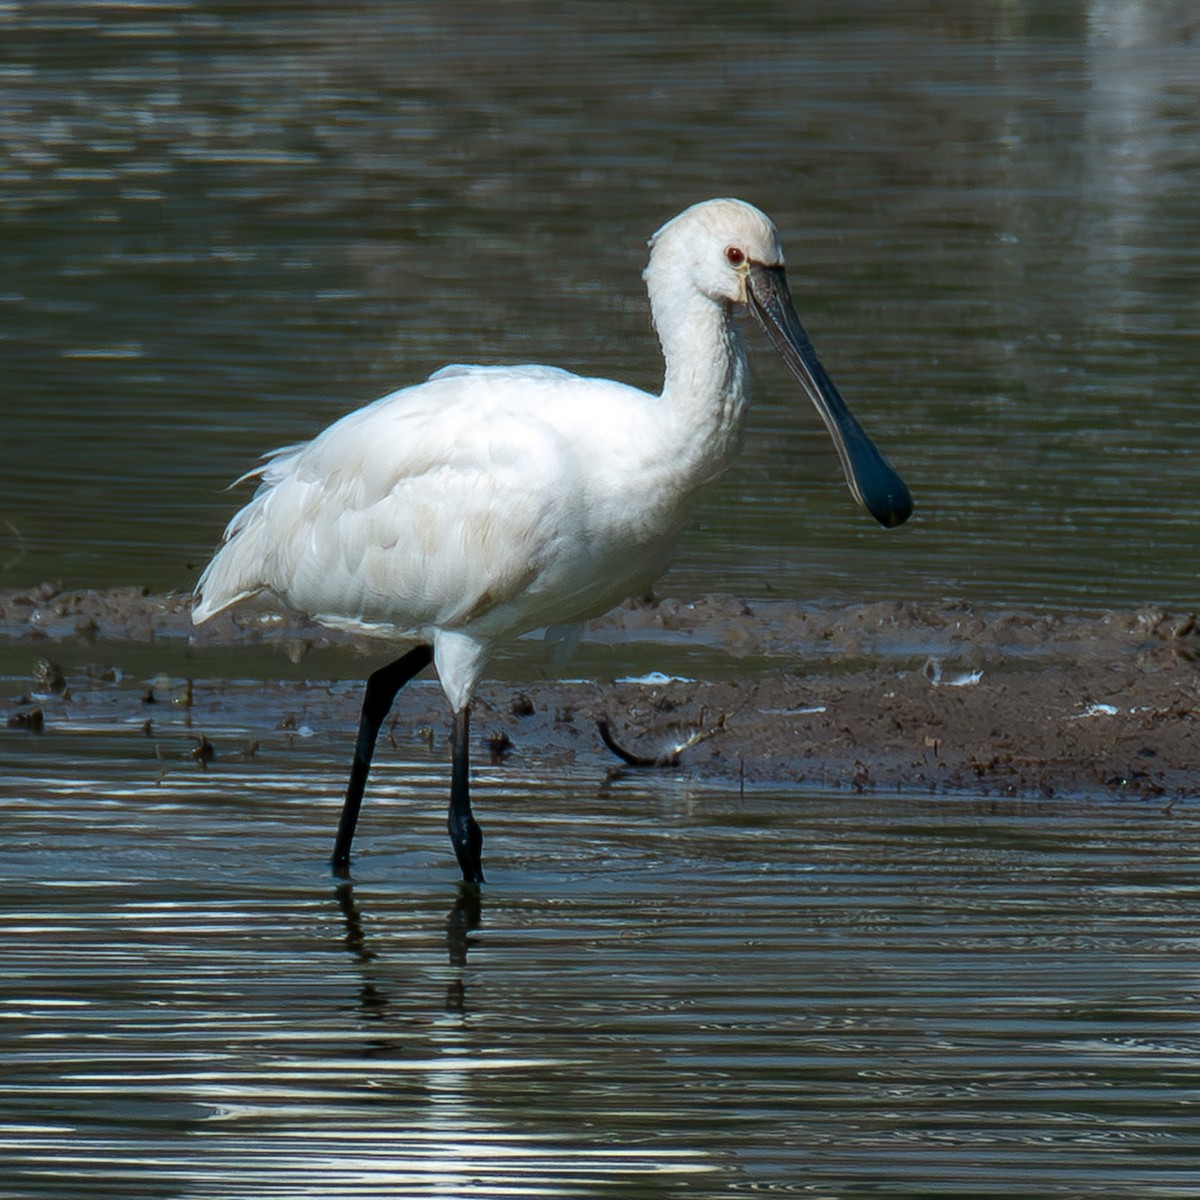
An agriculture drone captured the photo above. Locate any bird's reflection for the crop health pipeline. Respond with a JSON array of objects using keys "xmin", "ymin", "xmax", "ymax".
[
  {"xmin": 444, "ymin": 883, "xmax": 481, "ymax": 1011},
  {"xmin": 333, "ymin": 878, "xmax": 482, "ymax": 1018},
  {"xmin": 333, "ymin": 878, "xmax": 389, "ymax": 1019}
]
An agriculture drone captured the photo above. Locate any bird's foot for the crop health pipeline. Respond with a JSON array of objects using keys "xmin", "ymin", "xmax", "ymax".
[{"xmin": 449, "ymin": 809, "xmax": 485, "ymax": 885}]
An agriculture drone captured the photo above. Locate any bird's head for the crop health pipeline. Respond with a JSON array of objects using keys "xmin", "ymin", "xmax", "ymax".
[
  {"xmin": 646, "ymin": 198, "xmax": 913, "ymax": 530},
  {"xmin": 646, "ymin": 197, "xmax": 785, "ymax": 306}
]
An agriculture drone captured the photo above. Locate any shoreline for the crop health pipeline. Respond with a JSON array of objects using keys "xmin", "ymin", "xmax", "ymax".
[{"xmin": 2, "ymin": 584, "xmax": 1197, "ymax": 805}]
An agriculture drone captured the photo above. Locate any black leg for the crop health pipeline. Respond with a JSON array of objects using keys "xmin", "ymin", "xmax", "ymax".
[
  {"xmin": 447, "ymin": 706, "xmax": 484, "ymax": 884},
  {"xmin": 331, "ymin": 643, "xmax": 434, "ymax": 872}
]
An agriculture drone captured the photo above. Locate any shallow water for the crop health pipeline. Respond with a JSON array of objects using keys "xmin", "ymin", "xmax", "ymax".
[
  {"xmin": 2, "ymin": 1, "xmax": 1198, "ymax": 611},
  {"xmin": 3, "ymin": 700, "xmax": 1200, "ymax": 1198}
]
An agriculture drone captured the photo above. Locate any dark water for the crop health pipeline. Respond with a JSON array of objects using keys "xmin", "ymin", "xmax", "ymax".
[
  {"xmin": 1, "ymin": 1, "xmax": 1198, "ymax": 610},
  {"xmin": 3, "ymin": 5, "xmax": 1200, "ymax": 1197},
  {"xmin": 3, "ymin": 701, "xmax": 1200, "ymax": 1198}
]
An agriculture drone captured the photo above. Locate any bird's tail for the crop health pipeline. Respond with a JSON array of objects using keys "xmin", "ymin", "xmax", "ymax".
[{"xmin": 191, "ymin": 498, "xmax": 272, "ymax": 624}]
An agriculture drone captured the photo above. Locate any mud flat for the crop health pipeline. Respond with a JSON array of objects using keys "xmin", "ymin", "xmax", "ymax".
[{"xmin": 2, "ymin": 584, "xmax": 1197, "ymax": 804}]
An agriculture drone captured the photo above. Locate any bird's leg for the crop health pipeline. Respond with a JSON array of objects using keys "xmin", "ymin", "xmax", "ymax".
[
  {"xmin": 331, "ymin": 643, "xmax": 434, "ymax": 873},
  {"xmin": 448, "ymin": 705, "xmax": 484, "ymax": 884}
]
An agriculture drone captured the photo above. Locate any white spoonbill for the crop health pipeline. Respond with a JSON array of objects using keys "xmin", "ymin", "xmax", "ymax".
[{"xmin": 192, "ymin": 198, "xmax": 913, "ymax": 883}]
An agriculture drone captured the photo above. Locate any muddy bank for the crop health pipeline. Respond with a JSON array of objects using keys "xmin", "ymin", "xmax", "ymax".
[{"xmin": 2, "ymin": 584, "xmax": 1197, "ymax": 803}]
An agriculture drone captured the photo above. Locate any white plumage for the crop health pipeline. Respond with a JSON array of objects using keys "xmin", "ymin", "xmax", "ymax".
[
  {"xmin": 193, "ymin": 198, "xmax": 912, "ymax": 882},
  {"xmin": 194, "ymin": 362, "xmax": 720, "ymax": 708}
]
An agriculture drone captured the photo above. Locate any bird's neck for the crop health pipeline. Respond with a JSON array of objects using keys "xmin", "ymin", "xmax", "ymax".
[{"xmin": 651, "ymin": 283, "xmax": 750, "ymax": 477}]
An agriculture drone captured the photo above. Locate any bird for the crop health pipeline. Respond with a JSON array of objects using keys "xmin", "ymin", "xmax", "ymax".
[{"xmin": 192, "ymin": 198, "xmax": 913, "ymax": 884}]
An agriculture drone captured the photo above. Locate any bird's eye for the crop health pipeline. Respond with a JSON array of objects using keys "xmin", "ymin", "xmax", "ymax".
[{"xmin": 725, "ymin": 246, "xmax": 746, "ymax": 267}]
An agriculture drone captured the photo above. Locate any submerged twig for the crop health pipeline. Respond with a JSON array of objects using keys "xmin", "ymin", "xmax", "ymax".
[{"xmin": 596, "ymin": 711, "xmax": 726, "ymax": 768}]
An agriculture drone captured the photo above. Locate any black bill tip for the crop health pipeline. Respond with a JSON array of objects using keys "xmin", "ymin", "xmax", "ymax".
[{"xmin": 856, "ymin": 456, "xmax": 914, "ymax": 529}]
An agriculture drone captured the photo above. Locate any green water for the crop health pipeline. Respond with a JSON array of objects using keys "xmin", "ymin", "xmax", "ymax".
[{"xmin": 1, "ymin": 1, "xmax": 1197, "ymax": 611}]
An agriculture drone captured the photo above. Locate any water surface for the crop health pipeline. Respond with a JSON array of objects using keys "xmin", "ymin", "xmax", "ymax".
[
  {"xmin": 3, "ymin": 707, "xmax": 1199, "ymax": 1197},
  {"xmin": 2, "ymin": 1, "xmax": 1198, "ymax": 610}
]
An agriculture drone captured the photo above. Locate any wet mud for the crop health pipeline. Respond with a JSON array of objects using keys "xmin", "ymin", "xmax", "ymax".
[{"xmin": 2, "ymin": 584, "xmax": 1197, "ymax": 804}]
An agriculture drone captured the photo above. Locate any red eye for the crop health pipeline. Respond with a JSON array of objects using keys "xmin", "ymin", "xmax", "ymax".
[{"xmin": 725, "ymin": 245, "xmax": 746, "ymax": 267}]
